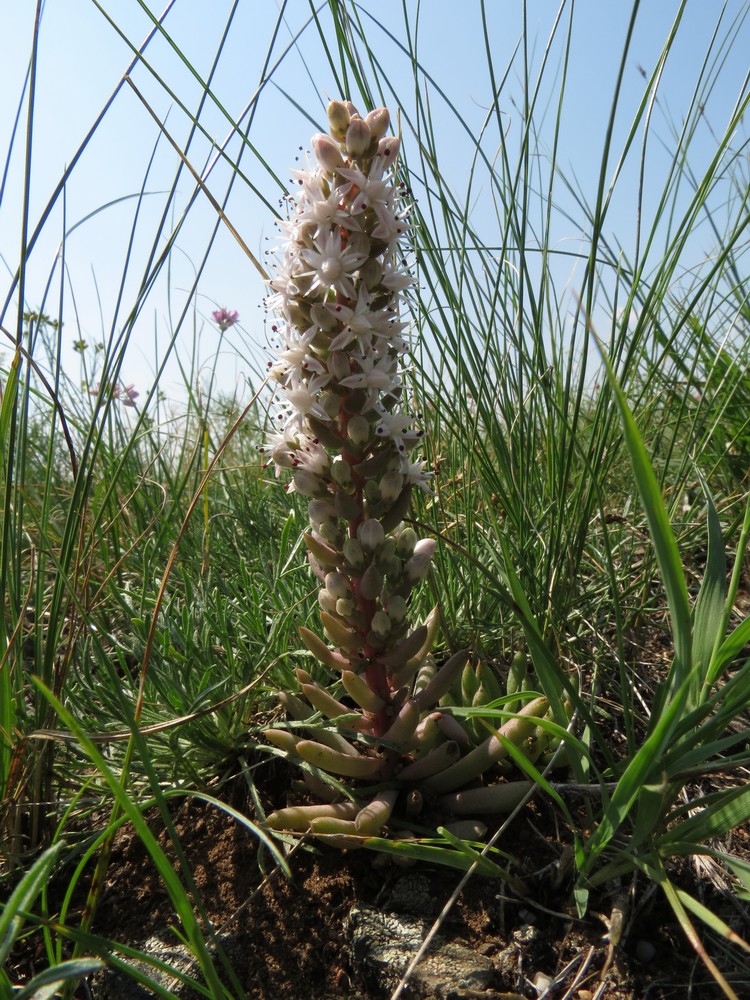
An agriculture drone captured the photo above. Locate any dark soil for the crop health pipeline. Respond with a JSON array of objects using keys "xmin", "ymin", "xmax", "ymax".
[{"xmin": 10, "ymin": 766, "xmax": 749, "ymax": 1000}]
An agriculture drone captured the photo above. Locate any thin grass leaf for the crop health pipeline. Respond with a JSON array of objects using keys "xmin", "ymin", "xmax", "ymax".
[
  {"xmin": 675, "ymin": 889, "xmax": 750, "ymax": 954},
  {"xmin": 591, "ymin": 329, "xmax": 693, "ymax": 708},
  {"xmin": 692, "ymin": 485, "xmax": 728, "ymax": 678},
  {"xmin": 361, "ymin": 835, "xmax": 506, "ymax": 874},
  {"xmin": 577, "ymin": 672, "xmax": 692, "ymax": 880},
  {"xmin": 659, "ymin": 782, "xmax": 750, "ymax": 849},
  {"xmin": 12, "ymin": 958, "xmax": 105, "ymax": 1000},
  {"xmin": 434, "ymin": 827, "xmax": 513, "ymax": 878},
  {"xmin": 30, "ymin": 678, "xmax": 229, "ymax": 1000},
  {"xmin": 0, "ymin": 841, "xmax": 65, "ymax": 967},
  {"xmin": 656, "ymin": 862, "xmax": 743, "ymax": 1000}
]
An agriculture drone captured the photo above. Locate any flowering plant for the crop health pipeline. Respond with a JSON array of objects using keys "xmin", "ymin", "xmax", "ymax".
[
  {"xmin": 89, "ymin": 381, "xmax": 139, "ymax": 407},
  {"xmin": 212, "ymin": 307, "xmax": 239, "ymax": 331},
  {"xmin": 262, "ymin": 101, "xmax": 548, "ymax": 844}
]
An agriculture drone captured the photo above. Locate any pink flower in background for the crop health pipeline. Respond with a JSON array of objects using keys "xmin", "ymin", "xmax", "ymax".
[
  {"xmin": 119, "ymin": 384, "xmax": 139, "ymax": 407},
  {"xmin": 89, "ymin": 382, "xmax": 139, "ymax": 406},
  {"xmin": 212, "ymin": 307, "xmax": 239, "ymax": 331}
]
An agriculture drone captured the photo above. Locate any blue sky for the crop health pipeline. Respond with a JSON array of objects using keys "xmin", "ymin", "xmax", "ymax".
[{"xmin": 1, "ymin": 1, "xmax": 748, "ymax": 403}]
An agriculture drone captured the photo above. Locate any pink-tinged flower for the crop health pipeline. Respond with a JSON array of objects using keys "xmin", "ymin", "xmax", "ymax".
[
  {"xmin": 89, "ymin": 382, "xmax": 139, "ymax": 407},
  {"xmin": 120, "ymin": 384, "xmax": 139, "ymax": 407},
  {"xmin": 212, "ymin": 307, "xmax": 239, "ymax": 331}
]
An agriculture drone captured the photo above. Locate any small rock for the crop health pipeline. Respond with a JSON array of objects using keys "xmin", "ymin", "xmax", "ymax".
[
  {"xmin": 533, "ymin": 970, "xmax": 554, "ymax": 992},
  {"xmin": 387, "ymin": 873, "xmax": 440, "ymax": 916},
  {"xmin": 347, "ymin": 903, "xmax": 495, "ymax": 998},
  {"xmin": 635, "ymin": 938, "xmax": 656, "ymax": 963}
]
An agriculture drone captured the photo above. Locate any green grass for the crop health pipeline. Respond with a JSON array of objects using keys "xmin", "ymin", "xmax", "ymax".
[{"xmin": 2, "ymin": 2, "xmax": 750, "ymax": 998}]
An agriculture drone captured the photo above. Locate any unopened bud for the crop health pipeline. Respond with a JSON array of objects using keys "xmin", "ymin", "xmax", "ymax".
[
  {"xmin": 387, "ymin": 595, "xmax": 408, "ymax": 623},
  {"xmin": 318, "ymin": 520, "xmax": 342, "ymax": 545},
  {"xmin": 346, "ymin": 414, "xmax": 371, "ymax": 447},
  {"xmin": 321, "ymin": 392, "xmax": 341, "ymax": 420},
  {"xmin": 379, "ymin": 470, "xmax": 404, "ymax": 505},
  {"xmin": 318, "ymin": 589, "xmax": 338, "ymax": 615},
  {"xmin": 343, "ymin": 537, "xmax": 365, "ymax": 569},
  {"xmin": 346, "ymin": 118, "xmax": 372, "ymax": 157},
  {"xmin": 377, "ymin": 135, "xmax": 400, "ymax": 163},
  {"xmin": 405, "ymin": 538, "xmax": 436, "ymax": 582},
  {"xmin": 360, "ymin": 259, "xmax": 383, "ymax": 290},
  {"xmin": 371, "ymin": 611, "xmax": 392, "ymax": 638},
  {"xmin": 292, "ymin": 469, "xmax": 328, "ymax": 497},
  {"xmin": 312, "ymin": 132, "xmax": 345, "ymax": 172},
  {"xmin": 308, "ymin": 500, "xmax": 337, "ymax": 525},
  {"xmin": 343, "ymin": 100, "xmax": 360, "ymax": 118},
  {"xmin": 357, "ymin": 518, "xmax": 385, "ymax": 551},
  {"xmin": 365, "ymin": 107, "xmax": 390, "ymax": 142},
  {"xmin": 328, "ymin": 350, "xmax": 351, "ymax": 380},
  {"xmin": 330, "ymin": 458, "xmax": 353, "ymax": 487},
  {"xmin": 325, "ymin": 572, "xmax": 351, "ymax": 600},
  {"xmin": 359, "ymin": 564, "xmax": 384, "ymax": 601},
  {"xmin": 395, "ymin": 526, "xmax": 418, "ymax": 558},
  {"xmin": 336, "ymin": 597, "xmax": 356, "ymax": 619},
  {"xmin": 327, "ymin": 100, "xmax": 351, "ymax": 136},
  {"xmin": 373, "ymin": 536, "xmax": 395, "ymax": 566},
  {"xmin": 310, "ymin": 302, "xmax": 340, "ymax": 332},
  {"xmin": 364, "ymin": 480, "xmax": 381, "ymax": 506}
]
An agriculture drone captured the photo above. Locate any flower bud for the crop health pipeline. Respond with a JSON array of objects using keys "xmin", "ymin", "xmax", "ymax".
[
  {"xmin": 359, "ymin": 563, "xmax": 384, "ymax": 601},
  {"xmin": 321, "ymin": 392, "xmax": 341, "ymax": 420},
  {"xmin": 330, "ymin": 458, "xmax": 353, "ymax": 487},
  {"xmin": 292, "ymin": 469, "xmax": 328, "ymax": 497},
  {"xmin": 343, "ymin": 537, "xmax": 365, "ymax": 570},
  {"xmin": 325, "ymin": 572, "xmax": 351, "ymax": 600},
  {"xmin": 343, "ymin": 100, "xmax": 360, "ymax": 117},
  {"xmin": 346, "ymin": 414, "xmax": 371, "ymax": 447},
  {"xmin": 405, "ymin": 538, "xmax": 436, "ymax": 582},
  {"xmin": 312, "ymin": 132, "xmax": 345, "ymax": 172},
  {"xmin": 387, "ymin": 595, "xmax": 408, "ymax": 624},
  {"xmin": 357, "ymin": 518, "xmax": 385, "ymax": 551},
  {"xmin": 318, "ymin": 589, "xmax": 338, "ymax": 615},
  {"xmin": 308, "ymin": 500, "xmax": 337, "ymax": 526},
  {"xmin": 379, "ymin": 470, "xmax": 404, "ymax": 506},
  {"xmin": 328, "ymin": 350, "xmax": 351, "ymax": 380},
  {"xmin": 364, "ymin": 480, "xmax": 381, "ymax": 506},
  {"xmin": 318, "ymin": 520, "xmax": 343, "ymax": 546},
  {"xmin": 365, "ymin": 107, "xmax": 390, "ymax": 141},
  {"xmin": 327, "ymin": 100, "xmax": 351, "ymax": 136},
  {"xmin": 335, "ymin": 490, "xmax": 361, "ymax": 520},
  {"xmin": 377, "ymin": 136, "xmax": 400, "ymax": 163},
  {"xmin": 346, "ymin": 118, "xmax": 372, "ymax": 157},
  {"xmin": 336, "ymin": 597, "xmax": 356, "ymax": 619},
  {"xmin": 359, "ymin": 259, "xmax": 383, "ymax": 290},
  {"xmin": 395, "ymin": 526, "xmax": 418, "ymax": 558},
  {"xmin": 371, "ymin": 611, "xmax": 392, "ymax": 638},
  {"xmin": 310, "ymin": 302, "xmax": 340, "ymax": 332},
  {"xmin": 374, "ymin": 537, "xmax": 397, "ymax": 570}
]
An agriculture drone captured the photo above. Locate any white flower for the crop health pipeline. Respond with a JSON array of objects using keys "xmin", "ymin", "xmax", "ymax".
[
  {"xmin": 403, "ymin": 457, "xmax": 434, "ymax": 494},
  {"xmin": 327, "ymin": 285, "xmax": 377, "ymax": 351},
  {"xmin": 292, "ymin": 175, "xmax": 360, "ymax": 237},
  {"xmin": 340, "ymin": 353, "xmax": 399, "ymax": 393},
  {"xmin": 381, "ymin": 260, "xmax": 415, "ymax": 292},
  {"xmin": 283, "ymin": 370, "xmax": 331, "ymax": 418},
  {"xmin": 300, "ymin": 229, "xmax": 367, "ymax": 299},
  {"xmin": 337, "ymin": 164, "xmax": 393, "ymax": 218},
  {"xmin": 375, "ymin": 411, "xmax": 422, "ymax": 453}
]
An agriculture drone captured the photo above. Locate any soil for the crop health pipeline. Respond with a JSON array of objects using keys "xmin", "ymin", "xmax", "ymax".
[{"xmin": 9, "ymin": 762, "xmax": 750, "ymax": 1000}]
